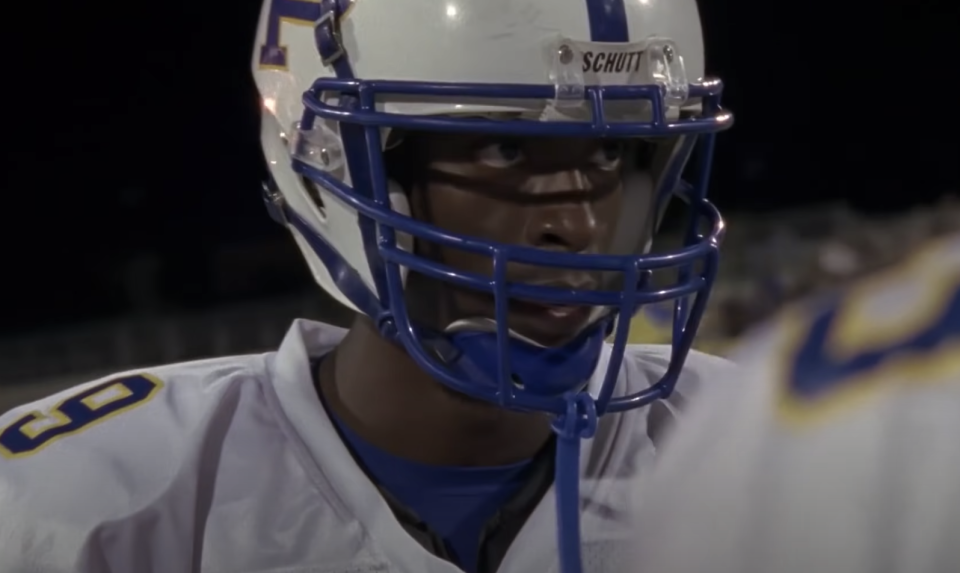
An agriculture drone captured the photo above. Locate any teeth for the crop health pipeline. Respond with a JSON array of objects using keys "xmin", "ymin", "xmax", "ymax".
[{"xmin": 545, "ymin": 306, "xmax": 578, "ymax": 318}]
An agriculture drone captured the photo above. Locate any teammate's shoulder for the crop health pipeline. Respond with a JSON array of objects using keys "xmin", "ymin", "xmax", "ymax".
[{"xmin": 740, "ymin": 233, "xmax": 960, "ymax": 425}]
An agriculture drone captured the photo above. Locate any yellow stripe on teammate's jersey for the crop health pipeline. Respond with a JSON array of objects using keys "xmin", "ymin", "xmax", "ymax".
[{"xmin": 776, "ymin": 237, "xmax": 960, "ymax": 427}]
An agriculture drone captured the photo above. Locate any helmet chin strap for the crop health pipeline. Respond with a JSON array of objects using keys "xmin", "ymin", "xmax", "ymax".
[{"xmin": 552, "ymin": 391, "xmax": 598, "ymax": 573}]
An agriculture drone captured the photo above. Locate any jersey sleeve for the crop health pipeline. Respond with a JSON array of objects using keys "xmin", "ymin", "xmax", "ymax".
[
  {"xmin": 630, "ymin": 236, "xmax": 960, "ymax": 573},
  {"xmin": 0, "ymin": 358, "xmax": 258, "ymax": 572}
]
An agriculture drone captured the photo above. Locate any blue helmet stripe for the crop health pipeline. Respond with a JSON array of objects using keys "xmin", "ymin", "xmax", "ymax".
[{"xmin": 585, "ymin": 0, "xmax": 629, "ymax": 43}]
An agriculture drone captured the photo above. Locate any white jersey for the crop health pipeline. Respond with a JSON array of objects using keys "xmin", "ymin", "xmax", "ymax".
[
  {"xmin": 0, "ymin": 319, "xmax": 733, "ymax": 573},
  {"xmin": 633, "ymin": 234, "xmax": 960, "ymax": 573}
]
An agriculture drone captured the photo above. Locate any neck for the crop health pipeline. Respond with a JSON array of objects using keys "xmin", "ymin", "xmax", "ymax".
[{"xmin": 318, "ymin": 316, "xmax": 553, "ymax": 467}]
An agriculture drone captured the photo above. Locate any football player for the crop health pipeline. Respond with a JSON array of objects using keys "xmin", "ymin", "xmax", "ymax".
[
  {"xmin": 632, "ymin": 232, "xmax": 960, "ymax": 573},
  {"xmin": 0, "ymin": 0, "xmax": 735, "ymax": 572}
]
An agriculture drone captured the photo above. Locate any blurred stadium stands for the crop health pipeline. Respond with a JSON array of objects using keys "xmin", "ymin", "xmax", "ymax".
[{"xmin": 2, "ymin": 196, "xmax": 957, "ymax": 413}]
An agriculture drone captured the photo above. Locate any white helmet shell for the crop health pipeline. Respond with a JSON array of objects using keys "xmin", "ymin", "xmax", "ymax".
[{"xmin": 253, "ymin": 0, "xmax": 709, "ymax": 312}]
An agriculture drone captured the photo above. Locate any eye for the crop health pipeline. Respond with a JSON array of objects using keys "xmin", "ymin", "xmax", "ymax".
[
  {"xmin": 590, "ymin": 140, "xmax": 625, "ymax": 171},
  {"xmin": 476, "ymin": 139, "xmax": 524, "ymax": 168}
]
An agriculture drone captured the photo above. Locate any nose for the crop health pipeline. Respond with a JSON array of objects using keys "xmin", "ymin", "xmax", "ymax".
[{"xmin": 523, "ymin": 169, "xmax": 598, "ymax": 253}]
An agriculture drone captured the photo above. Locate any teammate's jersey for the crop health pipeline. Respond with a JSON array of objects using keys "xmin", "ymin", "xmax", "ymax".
[
  {"xmin": 0, "ymin": 319, "xmax": 733, "ymax": 573},
  {"xmin": 632, "ymin": 234, "xmax": 960, "ymax": 573}
]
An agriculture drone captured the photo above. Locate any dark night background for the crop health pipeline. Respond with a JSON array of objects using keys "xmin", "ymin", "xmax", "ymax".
[{"xmin": 1, "ymin": 0, "xmax": 956, "ymax": 339}]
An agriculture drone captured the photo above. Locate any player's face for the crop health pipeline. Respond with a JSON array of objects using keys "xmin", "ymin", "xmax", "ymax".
[{"xmin": 402, "ymin": 132, "xmax": 662, "ymax": 347}]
